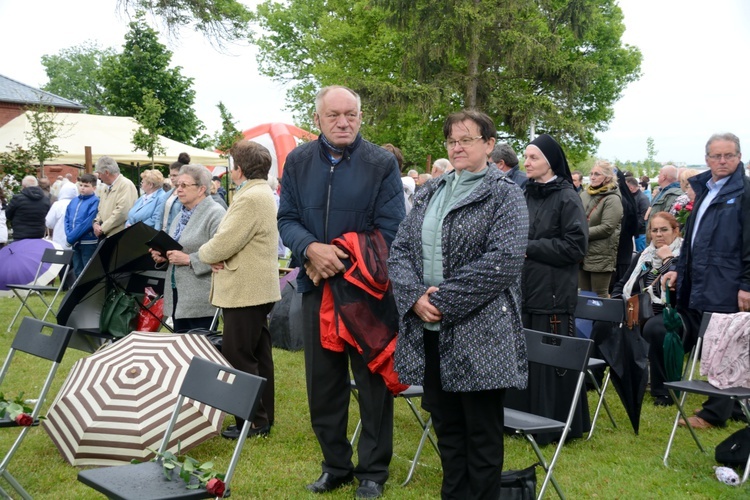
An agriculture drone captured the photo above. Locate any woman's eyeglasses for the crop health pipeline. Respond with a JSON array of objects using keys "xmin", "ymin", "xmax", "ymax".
[
  {"xmin": 175, "ymin": 182, "xmax": 198, "ymax": 189},
  {"xmin": 650, "ymin": 227, "xmax": 672, "ymax": 234}
]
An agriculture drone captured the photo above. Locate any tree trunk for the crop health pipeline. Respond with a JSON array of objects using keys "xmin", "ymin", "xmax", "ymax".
[{"xmin": 465, "ymin": 0, "xmax": 481, "ymax": 108}]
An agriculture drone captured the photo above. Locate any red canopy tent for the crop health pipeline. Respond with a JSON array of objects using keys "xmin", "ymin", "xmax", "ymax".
[{"xmin": 241, "ymin": 123, "xmax": 317, "ymax": 179}]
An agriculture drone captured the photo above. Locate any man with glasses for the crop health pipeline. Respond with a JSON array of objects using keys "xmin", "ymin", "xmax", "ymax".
[
  {"xmin": 93, "ymin": 156, "xmax": 137, "ymax": 238},
  {"xmin": 663, "ymin": 132, "xmax": 750, "ymax": 430},
  {"xmin": 278, "ymin": 85, "xmax": 405, "ymax": 498},
  {"xmin": 647, "ymin": 164, "xmax": 683, "ymax": 226}
]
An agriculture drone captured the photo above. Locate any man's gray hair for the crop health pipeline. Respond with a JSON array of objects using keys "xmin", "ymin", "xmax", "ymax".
[
  {"xmin": 21, "ymin": 175, "xmax": 38, "ymax": 188},
  {"xmin": 315, "ymin": 85, "xmax": 361, "ymax": 114},
  {"xmin": 95, "ymin": 156, "xmax": 120, "ymax": 175},
  {"xmin": 490, "ymin": 143, "xmax": 519, "ymax": 168},
  {"xmin": 432, "ymin": 158, "xmax": 451, "ymax": 173},
  {"xmin": 705, "ymin": 133, "xmax": 741, "ymax": 155},
  {"xmin": 179, "ymin": 164, "xmax": 213, "ymax": 191}
]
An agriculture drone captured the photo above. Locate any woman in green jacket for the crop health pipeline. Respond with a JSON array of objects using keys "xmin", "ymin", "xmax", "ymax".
[{"xmin": 579, "ymin": 160, "xmax": 623, "ymax": 297}]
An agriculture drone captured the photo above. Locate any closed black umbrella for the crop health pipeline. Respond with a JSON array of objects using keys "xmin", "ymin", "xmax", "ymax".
[{"xmin": 596, "ymin": 321, "xmax": 650, "ymax": 434}]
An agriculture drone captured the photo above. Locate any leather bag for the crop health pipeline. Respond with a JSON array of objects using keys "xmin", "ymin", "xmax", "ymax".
[{"xmin": 626, "ymin": 293, "xmax": 653, "ymax": 329}]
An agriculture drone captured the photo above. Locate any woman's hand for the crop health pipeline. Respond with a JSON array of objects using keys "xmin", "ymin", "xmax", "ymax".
[
  {"xmin": 166, "ymin": 250, "xmax": 191, "ymax": 267},
  {"xmin": 211, "ymin": 263, "xmax": 224, "ymax": 272},
  {"xmin": 412, "ymin": 286, "xmax": 442, "ymax": 323},
  {"xmin": 149, "ymin": 248, "xmax": 167, "ymax": 264},
  {"xmin": 655, "ymin": 245, "xmax": 674, "ymax": 260}
]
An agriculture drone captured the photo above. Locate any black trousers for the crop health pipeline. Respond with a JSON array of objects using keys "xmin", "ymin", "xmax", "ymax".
[
  {"xmin": 222, "ymin": 303, "xmax": 275, "ymax": 428},
  {"xmin": 301, "ymin": 288, "xmax": 393, "ymax": 483},
  {"xmin": 423, "ymin": 331, "xmax": 505, "ymax": 500}
]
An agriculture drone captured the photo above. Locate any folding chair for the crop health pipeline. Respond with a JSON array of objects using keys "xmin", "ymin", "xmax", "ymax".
[
  {"xmin": 350, "ymin": 382, "xmax": 440, "ymax": 486},
  {"xmin": 78, "ymin": 356, "xmax": 266, "ymax": 499},
  {"xmin": 663, "ymin": 312, "xmax": 750, "ymax": 484},
  {"xmin": 6, "ymin": 248, "xmax": 74, "ymax": 332},
  {"xmin": 0, "ymin": 318, "xmax": 75, "ymax": 500},
  {"xmin": 504, "ymin": 328, "xmax": 593, "ymax": 500},
  {"xmin": 574, "ymin": 294, "xmax": 626, "ymax": 439}
]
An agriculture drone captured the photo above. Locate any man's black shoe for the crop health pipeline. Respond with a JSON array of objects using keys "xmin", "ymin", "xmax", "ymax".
[
  {"xmin": 305, "ymin": 472, "xmax": 354, "ymax": 493},
  {"xmin": 355, "ymin": 480, "xmax": 384, "ymax": 498},
  {"xmin": 221, "ymin": 424, "xmax": 270, "ymax": 439}
]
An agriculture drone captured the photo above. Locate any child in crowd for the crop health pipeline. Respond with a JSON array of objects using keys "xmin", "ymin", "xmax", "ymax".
[{"xmin": 65, "ymin": 174, "xmax": 100, "ymax": 277}]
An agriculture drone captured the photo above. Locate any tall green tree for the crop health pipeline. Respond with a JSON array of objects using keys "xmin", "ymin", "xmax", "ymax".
[
  {"xmin": 251, "ymin": 0, "xmax": 641, "ymax": 165},
  {"xmin": 119, "ymin": 0, "xmax": 253, "ymax": 43},
  {"xmin": 41, "ymin": 42, "xmax": 115, "ymax": 114},
  {"xmin": 132, "ymin": 90, "xmax": 167, "ymax": 167},
  {"xmin": 100, "ymin": 12, "xmax": 205, "ymax": 146},
  {"xmin": 214, "ymin": 102, "xmax": 244, "ymax": 157},
  {"xmin": 25, "ymin": 105, "xmax": 67, "ymax": 176}
]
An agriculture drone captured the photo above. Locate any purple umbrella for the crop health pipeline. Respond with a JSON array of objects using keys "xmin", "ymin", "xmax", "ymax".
[{"xmin": 0, "ymin": 239, "xmax": 61, "ymax": 291}]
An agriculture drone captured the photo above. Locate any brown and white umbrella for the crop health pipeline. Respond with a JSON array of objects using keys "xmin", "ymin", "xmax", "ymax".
[{"xmin": 43, "ymin": 331, "xmax": 230, "ymax": 466}]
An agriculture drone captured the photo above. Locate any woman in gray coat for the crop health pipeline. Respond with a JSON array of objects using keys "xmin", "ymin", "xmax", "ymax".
[
  {"xmin": 389, "ymin": 110, "xmax": 528, "ymax": 499},
  {"xmin": 149, "ymin": 164, "xmax": 226, "ymax": 332}
]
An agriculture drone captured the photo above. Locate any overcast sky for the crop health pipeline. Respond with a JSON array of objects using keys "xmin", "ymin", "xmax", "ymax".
[{"xmin": 1, "ymin": 0, "xmax": 748, "ymax": 166}]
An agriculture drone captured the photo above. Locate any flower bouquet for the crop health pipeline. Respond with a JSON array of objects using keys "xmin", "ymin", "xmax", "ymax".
[
  {"xmin": 672, "ymin": 200, "xmax": 694, "ymax": 230},
  {"xmin": 136, "ymin": 442, "xmax": 226, "ymax": 497},
  {"xmin": 0, "ymin": 392, "xmax": 36, "ymax": 426}
]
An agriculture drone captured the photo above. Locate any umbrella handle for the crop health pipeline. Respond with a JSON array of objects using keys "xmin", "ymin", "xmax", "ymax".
[{"xmin": 664, "ymin": 278, "xmax": 671, "ymax": 305}]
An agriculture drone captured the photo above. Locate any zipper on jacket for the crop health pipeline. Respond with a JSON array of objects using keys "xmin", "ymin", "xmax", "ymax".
[{"xmin": 324, "ymin": 164, "xmax": 335, "ymax": 243}]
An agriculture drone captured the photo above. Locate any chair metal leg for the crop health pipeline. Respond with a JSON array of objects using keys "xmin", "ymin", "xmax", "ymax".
[
  {"xmin": 522, "ymin": 433, "xmax": 565, "ymax": 500},
  {"xmin": 663, "ymin": 388, "xmax": 704, "ymax": 467},
  {"xmin": 587, "ymin": 368, "xmax": 616, "ymax": 440},
  {"xmin": 1, "ymin": 470, "xmax": 32, "ymax": 500}
]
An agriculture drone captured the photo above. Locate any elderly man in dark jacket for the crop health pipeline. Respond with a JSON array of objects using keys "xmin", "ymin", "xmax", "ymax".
[
  {"xmin": 490, "ymin": 142, "xmax": 527, "ymax": 189},
  {"xmin": 278, "ymin": 85, "xmax": 405, "ymax": 499},
  {"xmin": 663, "ymin": 132, "xmax": 750, "ymax": 430},
  {"xmin": 6, "ymin": 175, "xmax": 51, "ymax": 240}
]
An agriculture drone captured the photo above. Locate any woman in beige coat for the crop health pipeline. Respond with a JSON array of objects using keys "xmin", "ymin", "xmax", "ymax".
[
  {"xmin": 579, "ymin": 160, "xmax": 623, "ymax": 297},
  {"xmin": 199, "ymin": 140, "xmax": 281, "ymax": 438}
]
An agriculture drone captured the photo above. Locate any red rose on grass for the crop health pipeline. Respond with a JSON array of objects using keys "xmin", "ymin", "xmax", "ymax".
[
  {"xmin": 206, "ymin": 478, "xmax": 225, "ymax": 497},
  {"xmin": 14, "ymin": 413, "xmax": 33, "ymax": 426}
]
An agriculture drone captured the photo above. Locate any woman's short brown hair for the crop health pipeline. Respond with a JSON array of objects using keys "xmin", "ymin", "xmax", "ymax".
[{"xmin": 230, "ymin": 140, "xmax": 272, "ymax": 180}]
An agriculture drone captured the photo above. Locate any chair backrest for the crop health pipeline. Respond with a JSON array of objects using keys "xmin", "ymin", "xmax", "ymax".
[
  {"xmin": 575, "ymin": 295, "xmax": 625, "ymax": 323},
  {"xmin": 179, "ymin": 356, "xmax": 266, "ymax": 422},
  {"xmin": 524, "ymin": 328, "xmax": 593, "ymax": 373},
  {"xmin": 11, "ymin": 318, "xmax": 75, "ymax": 363},
  {"xmin": 41, "ymin": 248, "xmax": 74, "ymax": 266}
]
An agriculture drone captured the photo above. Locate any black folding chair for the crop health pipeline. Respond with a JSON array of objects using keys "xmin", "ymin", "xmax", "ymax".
[
  {"xmin": 0, "ymin": 318, "xmax": 75, "ymax": 500},
  {"xmin": 350, "ymin": 381, "xmax": 439, "ymax": 486},
  {"xmin": 663, "ymin": 312, "xmax": 750, "ymax": 484},
  {"xmin": 574, "ymin": 295, "xmax": 625, "ymax": 439},
  {"xmin": 78, "ymin": 357, "xmax": 266, "ymax": 499},
  {"xmin": 504, "ymin": 328, "xmax": 594, "ymax": 500},
  {"xmin": 6, "ymin": 248, "xmax": 73, "ymax": 332}
]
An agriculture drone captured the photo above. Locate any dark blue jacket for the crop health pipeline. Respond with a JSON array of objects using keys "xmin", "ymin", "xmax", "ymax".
[
  {"xmin": 278, "ymin": 135, "xmax": 406, "ymax": 293},
  {"xmin": 676, "ymin": 163, "xmax": 750, "ymax": 312},
  {"xmin": 65, "ymin": 193, "xmax": 99, "ymax": 246},
  {"xmin": 504, "ymin": 165, "xmax": 528, "ymax": 189}
]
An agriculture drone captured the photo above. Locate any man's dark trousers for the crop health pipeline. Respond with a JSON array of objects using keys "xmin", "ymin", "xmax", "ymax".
[{"xmin": 301, "ymin": 287, "xmax": 393, "ymax": 482}]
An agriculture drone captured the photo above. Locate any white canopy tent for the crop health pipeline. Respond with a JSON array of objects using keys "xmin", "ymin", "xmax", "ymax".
[{"xmin": 0, "ymin": 112, "xmax": 228, "ymax": 166}]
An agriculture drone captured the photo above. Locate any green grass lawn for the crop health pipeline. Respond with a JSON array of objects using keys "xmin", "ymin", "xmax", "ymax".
[{"xmin": 0, "ymin": 294, "xmax": 746, "ymax": 499}]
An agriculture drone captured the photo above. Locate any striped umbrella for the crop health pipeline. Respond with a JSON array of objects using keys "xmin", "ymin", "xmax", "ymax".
[{"xmin": 43, "ymin": 331, "xmax": 230, "ymax": 466}]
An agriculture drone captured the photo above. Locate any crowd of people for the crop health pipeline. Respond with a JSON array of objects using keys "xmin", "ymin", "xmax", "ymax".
[{"xmin": 2, "ymin": 83, "xmax": 748, "ymax": 500}]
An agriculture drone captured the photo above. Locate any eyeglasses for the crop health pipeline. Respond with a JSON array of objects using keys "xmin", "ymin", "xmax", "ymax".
[
  {"xmin": 706, "ymin": 153, "xmax": 738, "ymax": 161},
  {"xmin": 444, "ymin": 136, "xmax": 483, "ymax": 150},
  {"xmin": 175, "ymin": 182, "xmax": 198, "ymax": 189},
  {"xmin": 650, "ymin": 227, "xmax": 672, "ymax": 234}
]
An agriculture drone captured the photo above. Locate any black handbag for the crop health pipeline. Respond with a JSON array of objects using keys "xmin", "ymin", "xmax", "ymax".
[
  {"xmin": 500, "ymin": 463, "xmax": 537, "ymax": 499},
  {"xmin": 182, "ymin": 328, "xmax": 223, "ymax": 352},
  {"xmin": 715, "ymin": 427, "xmax": 750, "ymax": 467}
]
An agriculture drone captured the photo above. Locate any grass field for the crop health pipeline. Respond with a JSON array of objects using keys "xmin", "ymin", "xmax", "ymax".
[{"xmin": 0, "ymin": 294, "xmax": 746, "ymax": 499}]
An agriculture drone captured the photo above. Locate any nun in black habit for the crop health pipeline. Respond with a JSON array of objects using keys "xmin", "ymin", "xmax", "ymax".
[{"xmin": 505, "ymin": 134, "xmax": 591, "ymax": 445}]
